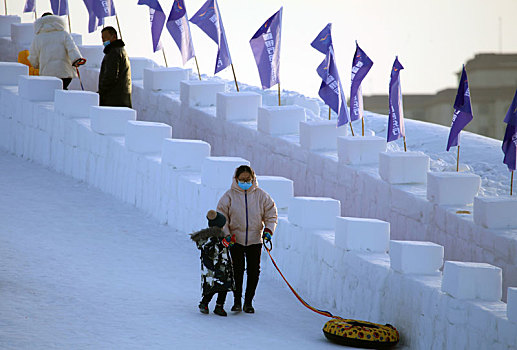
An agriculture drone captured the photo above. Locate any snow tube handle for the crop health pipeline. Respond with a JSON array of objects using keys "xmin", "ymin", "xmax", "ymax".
[{"xmin": 263, "ymin": 239, "xmax": 272, "ymax": 252}]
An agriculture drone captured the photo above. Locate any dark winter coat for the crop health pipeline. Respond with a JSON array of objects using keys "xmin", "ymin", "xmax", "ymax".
[
  {"xmin": 98, "ymin": 39, "xmax": 132, "ymax": 108},
  {"xmin": 191, "ymin": 227, "xmax": 234, "ymax": 296}
]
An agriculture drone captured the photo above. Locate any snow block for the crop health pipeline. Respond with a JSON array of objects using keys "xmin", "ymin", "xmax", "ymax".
[
  {"xmin": 162, "ymin": 138, "xmax": 210, "ymax": 171},
  {"xmin": 71, "ymin": 33, "xmax": 82, "ymax": 46},
  {"xmin": 390, "ymin": 240, "xmax": 444, "ymax": 274},
  {"xmin": 257, "ymin": 105, "xmax": 306, "ymax": 135},
  {"xmin": 0, "ymin": 15, "xmax": 20, "ymax": 37},
  {"xmin": 288, "ymin": 197, "xmax": 341, "ymax": 230},
  {"xmin": 379, "ymin": 151, "xmax": 430, "ymax": 184},
  {"xmin": 216, "ymin": 92, "xmax": 262, "ymax": 121},
  {"xmin": 180, "ymin": 80, "xmax": 226, "ymax": 107},
  {"xmin": 427, "ymin": 172, "xmax": 481, "ymax": 206},
  {"xmin": 338, "ymin": 135, "xmax": 387, "ymax": 165},
  {"xmin": 335, "ymin": 217, "xmax": 390, "ymax": 253},
  {"xmin": 130, "ymin": 57, "xmax": 155, "ymax": 80},
  {"xmin": 125, "ymin": 121, "xmax": 172, "ymax": 154},
  {"xmin": 256, "ymin": 175, "xmax": 294, "ymax": 211},
  {"xmin": 508, "ymin": 288, "xmax": 517, "ymax": 323},
  {"xmin": 143, "ymin": 67, "xmax": 190, "ymax": 92},
  {"xmin": 299, "ymin": 120, "xmax": 348, "ymax": 151},
  {"xmin": 201, "ymin": 157, "xmax": 250, "ymax": 189},
  {"xmin": 18, "ymin": 76, "xmax": 62, "ymax": 101},
  {"xmin": 54, "ymin": 90, "xmax": 99, "ymax": 118},
  {"xmin": 78, "ymin": 45, "xmax": 104, "ymax": 68},
  {"xmin": 442, "ymin": 261, "xmax": 502, "ymax": 301},
  {"xmin": 473, "ymin": 196, "xmax": 517, "ymax": 229},
  {"xmin": 292, "ymin": 95, "xmax": 320, "ymax": 117},
  {"xmin": 90, "ymin": 106, "xmax": 136, "ymax": 135},
  {"xmin": 0, "ymin": 62, "xmax": 28, "ymax": 85},
  {"xmin": 10, "ymin": 23, "xmax": 33, "ymax": 44}
]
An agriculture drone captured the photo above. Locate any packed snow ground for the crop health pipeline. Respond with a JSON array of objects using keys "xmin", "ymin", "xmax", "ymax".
[{"xmin": 0, "ymin": 150, "xmax": 357, "ymax": 350}]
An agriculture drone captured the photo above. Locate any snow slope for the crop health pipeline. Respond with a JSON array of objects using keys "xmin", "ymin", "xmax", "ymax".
[{"xmin": 0, "ymin": 150, "xmax": 350, "ymax": 350}]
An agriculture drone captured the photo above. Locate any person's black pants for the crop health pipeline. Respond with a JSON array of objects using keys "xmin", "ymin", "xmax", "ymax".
[
  {"xmin": 61, "ymin": 77, "xmax": 72, "ymax": 90},
  {"xmin": 230, "ymin": 243, "xmax": 262, "ymax": 305},
  {"xmin": 201, "ymin": 291, "xmax": 227, "ymax": 306}
]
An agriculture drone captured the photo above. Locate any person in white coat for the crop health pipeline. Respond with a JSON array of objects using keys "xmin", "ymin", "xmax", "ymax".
[{"xmin": 29, "ymin": 13, "xmax": 85, "ymax": 90}]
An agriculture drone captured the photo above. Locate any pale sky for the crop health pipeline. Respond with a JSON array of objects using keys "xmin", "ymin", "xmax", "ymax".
[{"xmin": 9, "ymin": 0, "xmax": 517, "ymax": 98}]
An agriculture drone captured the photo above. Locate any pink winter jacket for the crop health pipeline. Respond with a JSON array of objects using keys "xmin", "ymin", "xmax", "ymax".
[{"xmin": 216, "ymin": 177, "xmax": 278, "ymax": 246}]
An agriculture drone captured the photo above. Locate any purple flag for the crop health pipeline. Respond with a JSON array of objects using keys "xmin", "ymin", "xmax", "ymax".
[
  {"xmin": 502, "ymin": 89, "xmax": 517, "ymax": 171},
  {"xmin": 23, "ymin": 0, "xmax": 35, "ymax": 13},
  {"xmin": 92, "ymin": 0, "xmax": 116, "ymax": 18},
  {"xmin": 138, "ymin": 0, "xmax": 166, "ymax": 52},
  {"xmin": 310, "ymin": 23, "xmax": 332, "ymax": 54},
  {"xmin": 318, "ymin": 48, "xmax": 350, "ymax": 127},
  {"xmin": 82, "ymin": 0, "xmax": 116, "ymax": 33},
  {"xmin": 250, "ymin": 7, "xmax": 282, "ymax": 90},
  {"xmin": 387, "ymin": 57, "xmax": 405, "ymax": 142},
  {"xmin": 50, "ymin": 0, "xmax": 68, "ymax": 16},
  {"xmin": 446, "ymin": 66, "xmax": 473, "ymax": 151},
  {"xmin": 166, "ymin": 0, "xmax": 195, "ymax": 65},
  {"xmin": 190, "ymin": 0, "xmax": 231, "ymax": 74},
  {"xmin": 350, "ymin": 42, "xmax": 373, "ymax": 122}
]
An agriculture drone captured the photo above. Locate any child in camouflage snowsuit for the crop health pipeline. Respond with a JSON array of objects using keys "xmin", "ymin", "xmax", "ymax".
[{"xmin": 191, "ymin": 210, "xmax": 235, "ymax": 316}]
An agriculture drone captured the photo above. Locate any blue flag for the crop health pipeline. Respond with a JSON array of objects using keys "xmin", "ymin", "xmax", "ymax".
[
  {"xmin": 24, "ymin": 0, "xmax": 35, "ymax": 12},
  {"xmin": 249, "ymin": 7, "xmax": 282, "ymax": 90},
  {"xmin": 350, "ymin": 42, "xmax": 373, "ymax": 122},
  {"xmin": 318, "ymin": 48, "xmax": 350, "ymax": 127},
  {"xmin": 446, "ymin": 66, "xmax": 474, "ymax": 151},
  {"xmin": 166, "ymin": 0, "xmax": 195, "ymax": 65},
  {"xmin": 50, "ymin": 0, "xmax": 68, "ymax": 16},
  {"xmin": 138, "ymin": 0, "xmax": 166, "ymax": 52},
  {"xmin": 310, "ymin": 23, "xmax": 332, "ymax": 54},
  {"xmin": 387, "ymin": 57, "xmax": 405, "ymax": 142},
  {"xmin": 502, "ymin": 89, "xmax": 517, "ymax": 171},
  {"xmin": 190, "ymin": 0, "xmax": 232, "ymax": 74}
]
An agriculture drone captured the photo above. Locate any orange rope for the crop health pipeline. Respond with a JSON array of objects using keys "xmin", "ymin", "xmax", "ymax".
[{"xmin": 264, "ymin": 245, "xmax": 341, "ymax": 319}]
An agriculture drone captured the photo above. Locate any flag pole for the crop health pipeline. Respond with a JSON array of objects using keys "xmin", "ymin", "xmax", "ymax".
[
  {"xmin": 230, "ymin": 63, "xmax": 239, "ymax": 92},
  {"xmin": 349, "ymin": 122, "xmax": 355, "ymax": 136},
  {"xmin": 67, "ymin": 13, "xmax": 72, "ymax": 33},
  {"xmin": 194, "ymin": 56, "xmax": 201, "ymax": 80},
  {"xmin": 403, "ymin": 136, "xmax": 407, "ymax": 152},
  {"xmin": 456, "ymin": 145, "xmax": 460, "ymax": 172},
  {"xmin": 328, "ymin": 106, "xmax": 331, "ymax": 120},
  {"xmin": 4, "ymin": 0, "xmax": 7, "ymax": 15},
  {"xmin": 162, "ymin": 48, "xmax": 168, "ymax": 67},
  {"xmin": 115, "ymin": 15, "xmax": 123, "ymax": 41},
  {"xmin": 511, "ymin": 171, "xmax": 514, "ymax": 196},
  {"xmin": 277, "ymin": 83, "xmax": 281, "ymax": 106},
  {"xmin": 362, "ymin": 118, "xmax": 365, "ymax": 136}
]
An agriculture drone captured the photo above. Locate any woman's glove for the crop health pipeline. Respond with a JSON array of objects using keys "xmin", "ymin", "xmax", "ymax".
[
  {"xmin": 222, "ymin": 234, "xmax": 236, "ymax": 248},
  {"xmin": 262, "ymin": 228, "xmax": 273, "ymax": 242}
]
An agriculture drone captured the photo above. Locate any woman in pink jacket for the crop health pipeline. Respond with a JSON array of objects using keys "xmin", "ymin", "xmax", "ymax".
[{"xmin": 217, "ymin": 165, "xmax": 278, "ymax": 313}]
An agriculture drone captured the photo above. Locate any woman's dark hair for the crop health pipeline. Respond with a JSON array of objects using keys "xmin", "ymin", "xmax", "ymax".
[
  {"xmin": 42, "ymin": 12, "xmax": 53, "ymax": 17},
  {"xmin": 234, "ymin": 165, "xmax": 255, "ymax": 180}
]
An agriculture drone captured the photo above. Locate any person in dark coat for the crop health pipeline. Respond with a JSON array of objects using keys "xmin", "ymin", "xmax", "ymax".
[
  {"xmin": 191, "ymin": 210, "xmax": 235, "ymax": 316},
  {"xmin": 98, "ymin": 26, "xmax": 132, "ymax": 108}
]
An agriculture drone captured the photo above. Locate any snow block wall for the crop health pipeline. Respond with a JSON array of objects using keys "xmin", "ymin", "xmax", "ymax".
[
  {"xmin": 1, "ymin": 61, "xmax": 517, "ymax": 350},
  {"xmin": 127, "ymin": 74, "xmax": 517, "ymax": 301}
]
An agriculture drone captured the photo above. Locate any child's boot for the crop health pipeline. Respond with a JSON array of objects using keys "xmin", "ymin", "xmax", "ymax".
[
  {"xmin": 214, "ymin": 304, "xmax": 227, "ymax": 317},
  {"xmin": 198, "ymin": 301, "xmax": 209, "ymax": 314}
]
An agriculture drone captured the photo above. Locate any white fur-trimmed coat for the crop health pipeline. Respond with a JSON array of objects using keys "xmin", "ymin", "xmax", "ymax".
[{"xmin": 28, "ymin": 15, "xmax": 82, "ymax": 79}]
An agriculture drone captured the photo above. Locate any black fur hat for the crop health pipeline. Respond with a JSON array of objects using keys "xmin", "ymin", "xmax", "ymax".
[{"xmin": 207, "ymin": 210, "xmax": 226, "ymax": 228}]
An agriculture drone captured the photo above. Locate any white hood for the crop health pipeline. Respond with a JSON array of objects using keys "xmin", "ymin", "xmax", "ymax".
[{"xmin": 34, "ymin": 15, "xmax": 66, "ymax": 35}]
